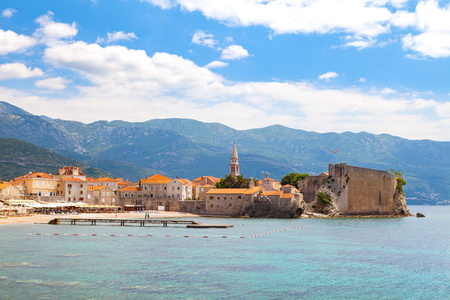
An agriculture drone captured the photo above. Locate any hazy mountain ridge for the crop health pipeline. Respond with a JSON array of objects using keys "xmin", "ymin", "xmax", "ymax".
[{"xmin": 0, "ymin": 101, "xmax": 449, "ymax": 204}]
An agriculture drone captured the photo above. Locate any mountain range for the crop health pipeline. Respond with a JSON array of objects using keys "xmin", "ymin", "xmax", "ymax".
[{"xmin": 0, "ymin": 101, "xmax": 448, "ymax": 205}]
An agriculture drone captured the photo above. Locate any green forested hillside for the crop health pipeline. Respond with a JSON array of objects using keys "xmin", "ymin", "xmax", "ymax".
[
  {"xmin": 0, "ymin": 101, "xmax": 449, "ymax": 204},
  {"xmin": 0, "ymin": 138, "xmax": 114, "ymax": 180}
]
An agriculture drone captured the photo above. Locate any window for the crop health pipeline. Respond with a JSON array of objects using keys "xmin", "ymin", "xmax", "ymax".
[
  {"xmin": 35, "ymin": 181, "xmax": 39, "ymax": 186},
  {"xmin": 238, "ymin": 196, "xmax": 242, "ymax": 199},
  {"xmin": 68, "ymin": 197, "xmax": 70, "ymax": 201},
  {"xmin": 102, "ymin": 198, "xmax": 105, "ymax": 202},
  {"xmin": 41, "ymin": 181, "xmax": 45, "ymax": 187},
  {"xmin": 229, "ymin": 203, "xmax": 232, "ymax": 207},
  {"xmin": 80, "ymin": 184, "xmax": 83, "ymax": 188},
  {"xmin": 211, "ymin": 204, "xmax": 213, "ymax": 208},
  {"xmin": 80, "ymin": 191, "xmax": 83, "ymax": 194},
  {"xmin": 102, "ymin": 192, "xmax": 105, "ymax": 196},
  {"xmin": 79, "ymin": 197, "xmax": 83, "ymax": 201},
  {"xmin": 88, "ymin": 194, "xmax": 91, "ymax": 199},
  {"xmin": 224, "ymin": 197, "xmax": 227, "ymax": 200},
  {"xmin": 209, "ymin": 196, "xmax": 213, "ymax": 200},
  {"xmin": 125, "ymin": 194, "xmax": 128, "ymax": 197},
  {"xmin": 107, "ymin": 192, "xmax": 110, "ymax": 196},
  {"xmin": 112, "ymin": 198, "xmax": 115, "ymax": 202},
  {"xmin": 68, "ymin": 191, "xmax": 71, "ymax": 194},
  {"xmin": 172, "ymin": 187, "xmax": 174, "ymax": 191}
]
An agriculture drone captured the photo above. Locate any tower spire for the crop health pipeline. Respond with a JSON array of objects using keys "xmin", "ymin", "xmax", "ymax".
[{"xmin": 230, "ymin": 142, "xmax": 240, "ymax": 176}]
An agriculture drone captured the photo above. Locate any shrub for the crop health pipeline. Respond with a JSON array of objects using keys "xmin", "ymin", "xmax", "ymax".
[{"xmin": 317, "ymin": 191, "xmax": 332, "ymax": 205}]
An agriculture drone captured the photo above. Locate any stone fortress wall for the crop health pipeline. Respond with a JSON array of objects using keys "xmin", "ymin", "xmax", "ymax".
[
  {"xmin": 299, "ymin": 163, "xmax": 399, "ymax": 216},
  {"xmin": 328, "ymin": 163, "xmax": 397, "ymax": 215}
]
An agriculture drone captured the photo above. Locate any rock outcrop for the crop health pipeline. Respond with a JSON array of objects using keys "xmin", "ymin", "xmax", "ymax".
[
  {"xmin": 310, "ymin": 186, "xmax": 341, "ymax": 217},
  {"xmin": 393, "ymin": 188, "xmax": 413, "ymax": 216},
  {"xmin": 242, "ymin": 194, "xmax": 306, "ymax": 218},
  {"xmin": 416, "ymin": 212, "xmax": 426, "ymax": 218}
]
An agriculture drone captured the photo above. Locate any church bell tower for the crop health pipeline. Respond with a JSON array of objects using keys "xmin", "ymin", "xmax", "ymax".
[{"xmin": 230, "ymin": 142, "xmax": 240, "ymax": 176}]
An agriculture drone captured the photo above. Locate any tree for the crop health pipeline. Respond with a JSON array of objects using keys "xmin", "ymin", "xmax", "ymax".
[
  {"xmin": 388, "ymin": 169, "xmax": 406, "ymax": 191},
  {"xmin": 281, "ymin": 172, "xmax": 309, "ymax": 187},
  {"xmin": 281, "ymin": 173, "xmax": 297, "ymax": 186},
  {"xmin": 215, "ymin": 174, "xmax": 251, "ymax": 188}
]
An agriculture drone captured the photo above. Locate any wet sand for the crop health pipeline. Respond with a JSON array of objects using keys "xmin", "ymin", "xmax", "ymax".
[{"xmin": 0, "ymin": 211, "xmax": 200, "ymax": 225}]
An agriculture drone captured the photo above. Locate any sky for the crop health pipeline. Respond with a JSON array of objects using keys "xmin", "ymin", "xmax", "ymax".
[{"xmin": 1, "ymin": 0, "xmax": 450, "ymax": 141}]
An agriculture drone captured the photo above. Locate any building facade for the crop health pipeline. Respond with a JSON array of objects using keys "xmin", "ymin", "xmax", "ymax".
[{"xmin": 14, "ymin": 172, "xmax": 57, "ymax": 196}]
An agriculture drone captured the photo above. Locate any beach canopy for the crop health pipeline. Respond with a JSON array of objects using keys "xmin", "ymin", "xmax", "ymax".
[{"xmin": 1, "ymin": 199, "xmax": 42, "ymax": 207}]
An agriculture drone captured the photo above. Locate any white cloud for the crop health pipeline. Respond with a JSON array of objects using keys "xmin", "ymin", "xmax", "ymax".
[
  {"xmin": 97, "ymin": 31, "xmax": 138, "ymax": 44},
  {"xmin": 359, "ymin": 78, "xmax": 366, "ymax": 82},
  {"xmin": 149, "ymin": 0, "xmax": 393, "ymax": 38},
  {"xmin": 142, "ymin": 0, "xmax": 175, "ymax": 9},
  {"xmin": 0, "ymin": 63, "xmax": 43, "ymax": 79},
  {"xmin": 35, "ymin": 77, "xmax": 71, "ymax": 90},
  {"xmin": 192, "ymin": 30, "xmax": 217, "ymax": 48},
  {"xmin": 205, "ymin": 60, "xmax": 229, "ymax": 69},
  {"xmin": 398, "ymin": 1, "xmax": 450, "ymax": 58},
  {"xmin": 343, "ymin": 38, "xmax": 377, "ymax": 49},
  {"xmin": 142, "ymin": 0, "xmax": 450, "ymax": 56},
  {"xmin": 0, "ymin": 29, "xmax": 36, "ymax": 55},
  {"xmin": 2, "ymin": 8, "xmax": 17, "ymax": 18},
  {"xmin": 380, "ymin": 87, "xmax": 396, "ymax": 94},
  {"xmin": 34, "ymin": 12, "xmax": 78, "ymax": 44},
  {"xmin": 220, "ymin": 45, "xmax": 249, "ymax": 60},
  {"xmin": 318, "ymin": 72, "xmax": 338, "ymax": 81},
  {"xmin": 43, "ymin": 41, "xmax": 223, "ymax": 92}
]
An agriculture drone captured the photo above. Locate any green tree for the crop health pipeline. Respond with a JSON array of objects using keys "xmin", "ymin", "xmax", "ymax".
[
  {"xmin": 215, "ymin": 174, "xmax": 251, "ymax": 188},
  {"xmin": 281, "ymin": 173, "xmax": 297, "ymax": 186},
  {"xmin": 281, "ymin": 172, "xmax": 309, "ymax": 187},
  {"xmin": 388, "ymin": 169, "xmax": 406, "ymax": 191}
]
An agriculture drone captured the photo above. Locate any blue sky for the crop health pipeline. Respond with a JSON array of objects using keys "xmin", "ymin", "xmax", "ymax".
[{"xmin": 1, "ymin": 0, "xmax": 450, "ymax": 141}]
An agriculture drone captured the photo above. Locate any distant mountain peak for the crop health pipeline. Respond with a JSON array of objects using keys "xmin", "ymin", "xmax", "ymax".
[{"xmin": 0, "ymin": 101, "xmax": 32, "ymax": 116}]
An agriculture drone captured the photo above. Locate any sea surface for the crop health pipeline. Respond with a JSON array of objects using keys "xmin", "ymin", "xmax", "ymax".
[{"xmin": 0, "ymin": 205, "xmax": 448, "ymax": 299}]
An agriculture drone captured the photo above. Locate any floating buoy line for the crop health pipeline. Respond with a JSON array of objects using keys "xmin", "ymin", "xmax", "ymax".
[{"xmin": 27, "ymin": 225, "xmax": 309, "ymax": 239}]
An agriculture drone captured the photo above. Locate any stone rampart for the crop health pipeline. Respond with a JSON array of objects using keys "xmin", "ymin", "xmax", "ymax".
[
  {"xmin": 328, "ymin": 163, "xmax": 397, "ymax": 215},
  {"xmin": 298, "ymin": 173, "xmax": 328, "ymax": 203}
]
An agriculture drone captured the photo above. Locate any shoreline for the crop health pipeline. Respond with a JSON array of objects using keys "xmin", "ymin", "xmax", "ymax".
[
  {"xmin": 0, "ymin": 211, "xmax": 200, "ymax": 225},
  {"xmin": 0, "ymin": 211, "xmax": 415, "ymax": 225}
]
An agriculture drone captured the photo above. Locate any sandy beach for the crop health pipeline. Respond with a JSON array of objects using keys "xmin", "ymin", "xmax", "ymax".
[{"xmin": 0, "ymin": 211, "xmax": 200, "ymax": 225}]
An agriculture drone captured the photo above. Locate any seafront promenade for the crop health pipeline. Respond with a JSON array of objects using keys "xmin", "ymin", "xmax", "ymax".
[{"xmin": 0, "ymin": 211, "xmax": 199, "ymax": 225}]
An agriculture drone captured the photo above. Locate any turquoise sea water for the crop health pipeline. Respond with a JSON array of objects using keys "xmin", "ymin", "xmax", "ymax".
[{"xmin": 0, "ymin": 205, "xmax": 449, "ymax": 299}]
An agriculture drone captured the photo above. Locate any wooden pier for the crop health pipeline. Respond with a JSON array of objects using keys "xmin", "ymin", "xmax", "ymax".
[{"xmin": 48, "ymin": 218, "xmax": 233, "ymax": 228}]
